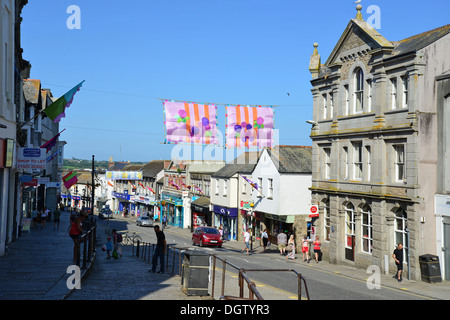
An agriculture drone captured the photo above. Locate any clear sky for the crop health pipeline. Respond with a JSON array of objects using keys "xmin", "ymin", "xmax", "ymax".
[{"xmin": 20, "ymin": 0, "xmax": 450, "ymax": 162}]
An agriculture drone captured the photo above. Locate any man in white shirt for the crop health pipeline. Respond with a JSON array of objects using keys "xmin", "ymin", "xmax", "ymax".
[{"xmin": 241, "ymin": 228, "xmax": 251, "ymax": 255}]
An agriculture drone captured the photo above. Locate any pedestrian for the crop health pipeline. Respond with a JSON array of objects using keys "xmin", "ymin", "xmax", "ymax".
[
  {"xmin": 105, "ymin": 237, "xmax": 113, "ymax": 259},
  {"xmin": 241, "ymin": 228, "xmax": 251, "ymax": 255},
  {"xmin": 392, "ymin": 243, "xmax": 404, "ymax": 282},
  {"xmin": 287, "ymin": 235, "xmax": 296, "ymax": 260},
  {"xmin": 40, "ymin": 207, "xmax": 48, "ymax": 229},
  {"xmin": 277, "ymin": 230, "xmax": 287, "ymax": 256},
  {"xmin": 218, "ymin": 224, "xmax": 224, "ymax": 239},
  {"xmin": 302, "ymin": 235, "xmax": 310, "ymax": 263},
  {"xmin": 149, "ymin": 225, "xmax": 166, "ymax": 274},
  {"xmin": 69, "ymin": 211, "xmax": 88, "ymax": 264},
  {"xmin": 53, "ymin": 207, "xmax": 61, "ymax": 230},
  {"xmin": 31, "ymin": 208, "xmax": 39, "ymax": 229},
  {"xmin": 162, "ymin": 214, "xmax": 167, "ymax": 230},
  {"xmin": 111, "ymin": 229, "xmax": 122, "ymax": 259},
  {"xmin": 261, "ymin": 229, "xmax": 269, "ymax": 251},
  {"xmin": 313, "ymin": 235, "xmax": 321, "ymax": 263}
]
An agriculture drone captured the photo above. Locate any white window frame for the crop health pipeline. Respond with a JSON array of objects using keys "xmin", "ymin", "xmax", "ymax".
[
  {"xmin": 394, "ymin": 144, "xmax": 405, "ymax": 183},
  {"xmin": 343, "ymin": 146, "xmax": 349, "ymax": 180},
  {"xmin": 391, "ymin": 78, "xmax": 397, "ymax": 109},
  {"xmin": 215, "ymin": 178, "xmax": 219, "ymax": 195},
  {"xmin": 323, "ymin": 93, "xmax": 328, "ymax": 119},
  {"xmin": 268, "ymin": 178, "xmax": 273, "ymax": 199},
  {"xmin": 324, "ymin": 147, "xmax": 331, "ymax": 179},
  {"xmin": 367, "ymin": 79, "xmax": 372, "ymax": 112},
  {"xmin": 324, "ymin": 199, "xmax": 330, "ymax": 241},
  {"xmin": 223, "ymin": 179, "xmax": 228, "ymax": 196},
  {"xmin": 352, "ymin": 142, "xmax": 363, "ymax": 180},
  {"xmin": 361, "ymin": 205, "xmax": 373, "ymax": 254},
  {"xmin": 365, "ymin": 145, "xmax": 371, "ymax": 182},
  {"xmin": 257, "ymin": 177, "xmax": 263, "ymax": 198},
  {"xmin": 354, "ymin": 69, "xmax": 364, "ymax": 114},
  {"xmin": 394, "ymin": 208, "xmax": 408, "ymax": 263},
  {"xmin": 344, "ymin": 84, "xmax": 349, "ymax": 116},
  {"xmin": 401, "ymin": 75, "xmax": 408, "ymax": 108},
  {"xmin": 345, "ymin": 203, "xmax": 356, "ymax": 249}
]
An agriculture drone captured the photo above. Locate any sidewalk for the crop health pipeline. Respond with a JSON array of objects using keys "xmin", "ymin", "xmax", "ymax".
[{"xmin": 0, "ymin": 211, "xmax": 76, "ymax": 300}]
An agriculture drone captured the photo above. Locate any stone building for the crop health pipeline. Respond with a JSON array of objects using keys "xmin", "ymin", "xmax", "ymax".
[{"xmin": 308, "ymin": 5, "xmax": 450, "ymax": 280}]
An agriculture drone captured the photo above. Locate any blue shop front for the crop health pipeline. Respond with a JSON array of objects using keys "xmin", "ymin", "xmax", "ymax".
[
  {"xmin": 213, "ymin": 205, "xmax": 238, "ymax": 241},
  {"xmin": 160, "ymin": 193, "xmax": 183, "ymax": 227},
  {"xmin": 113, "ymin": 191, "xmax": 131, "ymax": 215}
]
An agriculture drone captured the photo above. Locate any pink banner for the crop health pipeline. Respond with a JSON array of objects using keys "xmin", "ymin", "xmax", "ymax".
[
  {"xmin": 164, "ymin": 101, "xmax": 219, "ymax": 145},
  {"xmin": 225, "ymin": 106, "xmax": 274, "ymax": 149}
]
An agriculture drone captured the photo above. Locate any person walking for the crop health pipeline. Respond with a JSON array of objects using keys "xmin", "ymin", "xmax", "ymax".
[
  {"xmin": 277, "ymin": 230, "xmax": 287, "ymax": 256},
  {"xmin": 162, "ymin": 214, "xmax": 167, "ymax": 230},
  {"xmin": 313, "ymin": 236, "xmax": 321, "ymax": 263},
  {"xmin": 53, "ymin": 207, "xmax": 61, "ymax": 230},
  {"xmin": 40, "ymin": 208, "xmax": 48, "ymax": 229},
  {"xmin": 261, "ymin": 229, "xmax": 269, "ymax": 251},
  {"xmin": 241, "ymin": 228, "xmax": 251, "ymax": 255},
  {"xmin": 287, "ymin": 235, "xmax": 296, "ymax": 260},
  {"xmin": 69, "ymin": 211, "xmax": 88, "ymax": 264},
  {"xmin": 392, "ymin": 243, "xmax": 404, "ymax": 282},
  {"xmin": 149, "ymin": 225, "xmax": 166, "ymax": 274},
  {"xmin": 302, "ymin": 235, "xmax": 310, "ymax": 263}
]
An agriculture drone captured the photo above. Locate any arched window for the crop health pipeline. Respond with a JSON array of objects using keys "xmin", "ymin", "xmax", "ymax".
[
  {"xmin": 345, "ymin": 202, "xmax": 355, "ymax": 249},
  {"xmin": 354, "ymin": 68, "xmax": 364, "ymax": 113},
  {"xmin": 361, "ymin": 204, "xmax": 372, "ymax": 254}
]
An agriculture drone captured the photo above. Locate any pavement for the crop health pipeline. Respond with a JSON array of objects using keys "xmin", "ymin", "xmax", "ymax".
[{"xmin": 1, "ymin": 211, "xmax": 450, "ymax": 301}]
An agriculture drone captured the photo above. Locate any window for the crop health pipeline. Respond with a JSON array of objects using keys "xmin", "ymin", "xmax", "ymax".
[
  {"xmin": 215, "ymin": 179, "xmax": 219, "ymax": 195},
  {"xmin": 353, "ymin": 142, "xmax": 363, "ymax": 180},
  {"xmin": 257, "ymin": 177, "xmax": 263, "ymax": 197},
  {"xmin": 323, "ymin": 94, "xmax": 328, "ymax": 119},
  {"xmin": 268, "ymin": 178, "xmax": 273, "ymax": 198},
  {"xmin": 391, "ymin": 78, "xmax": 397, "ymax": 109},
  {"xmin": 394, "ymin": 145, "xmax": 405, "ymax": 182},
  {"xmin": 394, "ymin": 208, "xmax": 408, "ymax": 262},
  {"xmin": 367, "ymin": 79, "xmax": 372, "ymax": 112},
  {"xmin": 345, "ymin": 203, "xmax": 356, "ymax": 249},
  {"xmin": 343, "ymin": 146, "xmax": 349, "ymax": 180},
  {"xmin": 361, "ymin": 205, "xmax": 373, "ymax": 254},
  {"xmin": 330, "ymin": 92, "xmax": 334, "ymax": 118},
  {"xmin": 324, "ymin": 199, "xmax": 330, "ymax": 241},
  {"xmin": 365, "ymin": 146, "xmax": 371, "ymax": 182},
  {"xmin": 223, "ymin": 179, "xmax": 227, "ymax": 196},
  {"xmin": 344, "ymin": 85, "xmax": 349, "ymax": 116},
  {"xmin": 401, "ymin": 76, "xmax": 408, "ymax": 108},
  {"xmin": 354, "ymin": 68, "xmax": 364, "ymax": 113},
  {"xmin": 241, "ymin": 176, "xmax": 247, "ymax": 194},
  {"xmin": 324, "ymin": 147, "xmax": 331, "ymax": 179}
]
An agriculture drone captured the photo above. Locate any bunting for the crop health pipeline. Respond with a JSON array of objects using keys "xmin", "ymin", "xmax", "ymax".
[
  {"xmin": 63, "ymin": 171, "xmax": 78, "ymax": 189},
  {"xmin": 163, "ymin": 100, "xmax": 219, "ymax": 145},
  {"xmin": 226, "ymin": 105, "xmax": 274, "ymax": 149},
  {"xmin": 43, "ymin": 81, "xmax": 85, "ymax": 123},
  {"xmin": 41, "ymin": 129, "xmax": 65, "ymax": 153}
]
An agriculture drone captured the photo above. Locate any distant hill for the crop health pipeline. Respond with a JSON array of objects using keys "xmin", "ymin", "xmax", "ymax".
[{"xmin": 63, "ymin": 159, "xmax": 147, "ymax": 171}]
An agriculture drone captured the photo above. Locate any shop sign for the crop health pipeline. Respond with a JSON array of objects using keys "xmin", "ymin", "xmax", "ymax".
[
  {"xmin": 213, "ymin": 205, "xmax": 238, "ymax": 218},
  {"xmin": 309, "ymin": 205, "xmax": 319, "ymax": 218},
  {"xmin": 17, "ymin": 147, "xmax": 46, "ymax": 170},
  {"xmin": 113, "ymin": 191, "xmax": 130, "ymax": 201}
]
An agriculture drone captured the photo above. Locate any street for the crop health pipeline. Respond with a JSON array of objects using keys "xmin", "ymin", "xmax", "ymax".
[{"xmin": 98, "ymin": 216, "xmax": 434, "ymax": 300}]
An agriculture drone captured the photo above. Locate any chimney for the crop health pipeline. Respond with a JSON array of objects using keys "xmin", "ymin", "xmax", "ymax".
[{"xmin": 309, "ymin": 43, "xmax": 321, "ymax": 79}]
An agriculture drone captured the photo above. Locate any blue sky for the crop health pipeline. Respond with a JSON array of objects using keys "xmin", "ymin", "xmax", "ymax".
[{"xmin": 21, "ymin": 0, "xmax": 450, "ymax": 162}]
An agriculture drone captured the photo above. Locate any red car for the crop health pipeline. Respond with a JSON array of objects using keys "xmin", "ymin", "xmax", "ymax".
[{"xmin": 192, "ymin": 226, "xmax": 223, "ymax": 248}]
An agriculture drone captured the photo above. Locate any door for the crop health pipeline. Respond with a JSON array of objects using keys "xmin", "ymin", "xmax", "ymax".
[{"xmin": 444, "ymin": 223, "xmax": 450, "ymax": 280}]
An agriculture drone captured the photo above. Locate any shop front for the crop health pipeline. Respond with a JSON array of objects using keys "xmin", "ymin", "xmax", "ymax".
[
  {"xmin": 191, "ymin": 196, "xmax": 212, "ymax": 231},
  {"xmin": 131, "ymin": 195, "xmax": 156, "ymax": 217},
  {"xmin": 213, "ymin": 205, "xmax": 238, "ymax": 241},
  {"xmin": 161, "ymin": 193, "xmax": 183, "ymax": 227},
  {"xmin": 113, "ymin": 191, "xmax": 131, "ymax": 215},
  {"xmin": 264, "ymin": 213, "xmax": 295, "ymax": 245}
]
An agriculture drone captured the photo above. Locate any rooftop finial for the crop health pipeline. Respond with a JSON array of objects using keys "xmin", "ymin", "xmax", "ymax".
[{"xmin": 355, "ymin": 4, "xmax": 363, "ymax": 20}]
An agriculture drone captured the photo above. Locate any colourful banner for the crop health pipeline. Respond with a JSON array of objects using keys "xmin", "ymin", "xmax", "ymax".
[
  {"xmin": 163, "ymin": 100, "xmax": 219, "ymax": 145},
  {"xmin": 225, "ymin": 106, "xmax": 274, "ymax": 149}
]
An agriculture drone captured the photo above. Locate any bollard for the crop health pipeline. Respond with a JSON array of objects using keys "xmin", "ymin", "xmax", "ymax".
[{"xmin": 136, "ymin": 240, "xmax": 140, "ymax": 257}]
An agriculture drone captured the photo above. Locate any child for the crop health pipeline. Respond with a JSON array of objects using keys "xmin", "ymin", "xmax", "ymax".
[{"xmin": 105, "ymin": 237, "xmax": 113, "ymax": 259}]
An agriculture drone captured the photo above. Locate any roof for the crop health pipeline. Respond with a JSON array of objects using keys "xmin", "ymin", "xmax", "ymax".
[
  {"xmin": 391, "ymin": 24, "xmax": 450, "ymax": 57},
  {"xmin": 107, "ymin": 162, "xmax": 130, "ymax": 171},
  {"xmin": 187, "ymin": 161, "xmax": 225, "ymax": 174},
  {"xmin": 267, "ymin": 145, "xmax": 312, "ymax": 173},
  {"xmin": 140, "ymin": 160, "xmax": 166, "ymax": 177},
  {"xmin": 191, "ymin": 196, "xmax": 210, "ymax": 208}
]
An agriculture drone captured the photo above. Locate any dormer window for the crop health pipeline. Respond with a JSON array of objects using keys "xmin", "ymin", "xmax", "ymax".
[{"xmin": 354, "ymin": 68, "xmax": 364, "ymax": 113}]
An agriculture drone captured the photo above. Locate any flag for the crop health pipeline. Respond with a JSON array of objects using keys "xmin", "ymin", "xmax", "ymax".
[
  {"xmin": 43, "ymin": 81, "xmax": 85, "ymax": 123},
  {"xmin": 163, "ymin": 100, "xmax": 219, "ymax": 145},
  {"xmin": 41, "ymin": 129, "xmax": 66, "ymax": 153},
  {"xmin": 107, "ymin": 181, "xmax": 114, "ymax": 187},
  {"xmin": 63, "ymin": 171, "xmax": 78, "ymax": 189},
  {"xmin": 226, "ymin": 105, "xmax": 274, "ymax": 149},
  {"xmin": 46, "ymin": 149, "xmax": 60, "ymax": 162},
  {"xmin": 147, "ymin": 186, "xmax": 155, "ymax": 194}
]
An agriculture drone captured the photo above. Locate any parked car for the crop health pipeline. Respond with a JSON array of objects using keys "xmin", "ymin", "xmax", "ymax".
[
  {"xmin": 136, "ymin": 216, "xmax": 153, "ymax": 227},
  {"xmin": 99, "ymin": 208, "xmax": 113, "ymax": 219},
  {"xmin": 192, "ymin": 226, "xmax": 223, "ymax": 248}
]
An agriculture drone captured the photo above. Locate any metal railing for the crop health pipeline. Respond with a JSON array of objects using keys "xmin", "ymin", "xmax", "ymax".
[
  {"xmin": 75, "ymin": 224, "xmax": 97, "ymax": 269},
  {"xmin": 128, "ymin": 240, "xmax": 310, "ymax": 300}
]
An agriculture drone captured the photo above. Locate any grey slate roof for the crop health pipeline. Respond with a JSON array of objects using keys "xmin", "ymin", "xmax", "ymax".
[
  {"xmin": 107, "ymin": 162, "xmax": 130, "ymax": 171},
  {"xmin": 268, "ymin": 145, "xmax": 312, "ymax": 173},
  {"xmin": 140, "ymin": 160, "xmax": 166, "ymax": 178},
  {"xmin": 211, "ymin": 152, "xmax": 260, "ymax": 178},
  {"xmin": 391, "ymin": 24, "xmax": 450, "ymax": 57}
]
